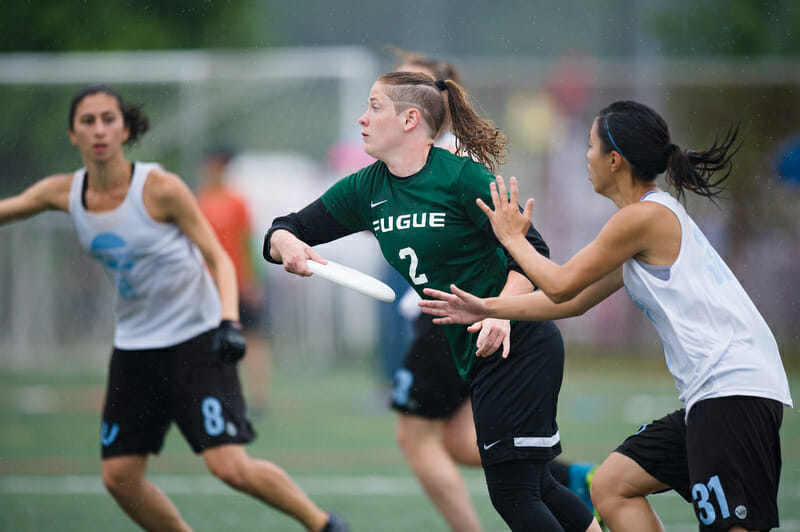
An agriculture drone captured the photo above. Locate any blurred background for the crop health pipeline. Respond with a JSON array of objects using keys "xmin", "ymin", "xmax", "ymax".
[
  {"xmin": 1, "ymin": 0, "xmax": 798, "ymax": 371},
  {"xmin": 1, "ymin": 1, "xmax": 800, "ymax": 530}
]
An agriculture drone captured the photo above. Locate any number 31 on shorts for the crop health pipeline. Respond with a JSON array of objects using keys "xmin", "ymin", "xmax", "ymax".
[{"xmin": 692, "ymin": 474, "xmax": 739, "ymax": 525}]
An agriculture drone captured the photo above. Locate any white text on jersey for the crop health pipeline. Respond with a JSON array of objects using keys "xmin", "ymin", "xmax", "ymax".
[{"xmin": 372, "ymin": 212, "xmax": 446, "ymax": 233}]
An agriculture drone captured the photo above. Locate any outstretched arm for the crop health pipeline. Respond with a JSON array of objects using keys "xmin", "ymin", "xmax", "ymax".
[
  {"xmin": 479, "ymin": 176, "xmax": 649, "ymax": 303},
  {"xmin": 264, "ymin": 198, "xmax": 356, "ymax": 276},
  {"xmin": 421, "ymin": 267, "xmax": 624, "ymax": 324},
  {"xmin": 0, "ymin": 174, "xmax": 72, "ymax": 225}
]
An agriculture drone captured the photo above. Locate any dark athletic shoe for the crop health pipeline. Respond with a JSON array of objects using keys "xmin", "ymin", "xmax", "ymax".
[{"xmin": 320, "ymin": 511, "xmax": 350, "ymax": 532}]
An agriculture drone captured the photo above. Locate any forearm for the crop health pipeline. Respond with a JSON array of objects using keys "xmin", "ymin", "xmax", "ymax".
[
  {"xmin": 209, "ymin": 252, "xmax": 240, "ymax": 321},
  {"xmin": 485, "ymin": 268, "xmax": 623, "ymax": 321},
  {"xmin": 503, "ymin": 234, "xmax": 572, "ymax": 302},
  {"xmin": 484, "ymin": 291, "xmax": 580, "ymax": 321},
  {"xmin": 498, "ymin": 269, "xmax": 534, "ymax": 297},
  {"xmin": 263, "ymin": 198, "xmax": 353, "ymax": 264}
]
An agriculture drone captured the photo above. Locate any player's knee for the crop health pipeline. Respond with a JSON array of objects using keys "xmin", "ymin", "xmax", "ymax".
[
  {"xmin": 394, "ymin": 419, "xmax": 420, "ymax": 458},
  {"xmin": 101, "ymin": 462, "xmax": 141, "ymax": 496},
  {"xmin": 588, "ymin": 464, "xmax": 615, "ymax": 513},
  {"xmin": 206, "ymin": 456, "xmax": 248, "ymax": 489}
]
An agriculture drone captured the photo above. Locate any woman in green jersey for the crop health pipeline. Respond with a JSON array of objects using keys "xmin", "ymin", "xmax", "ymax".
[{"xmin": 264, "ymin": 72, "xmax": 601, "ymax": 532}]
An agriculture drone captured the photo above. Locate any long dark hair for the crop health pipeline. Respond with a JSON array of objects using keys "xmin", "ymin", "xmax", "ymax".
[
  {"xmin": 68, "ymin": 84, "xmax": 150, "ymax": 145},
  {"xmin": 596, "ymin": 100, "xmax": 742, "ymax": 201},
  {"xmin": 377, "ymin": 72, "xmax": 508, "ymax": 173}
]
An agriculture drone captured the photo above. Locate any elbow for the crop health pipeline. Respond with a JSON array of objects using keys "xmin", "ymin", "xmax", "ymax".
[{"xmin": 547, "ymin": 285, "xmax": 579, "ymax": 304}]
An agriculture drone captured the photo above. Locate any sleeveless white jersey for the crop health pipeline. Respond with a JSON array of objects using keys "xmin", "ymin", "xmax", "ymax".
[
  {"xmin": 69, "ymin": 162, "xmax": 221, "ymax": 349},
  {"xmin": 622, "ymin": 191, "xmax": 792, "ymax": 415}
]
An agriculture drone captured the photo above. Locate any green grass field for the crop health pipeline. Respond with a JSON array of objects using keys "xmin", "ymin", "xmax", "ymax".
[{"xmin": 1, "ymin": 352, "xmax": 798, "ymax": 531}]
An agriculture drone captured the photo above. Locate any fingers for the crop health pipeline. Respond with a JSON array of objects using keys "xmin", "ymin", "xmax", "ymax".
[
  {"xmin": 522, "ymin": 198, "xmax": 534, "ymax": 221},
  {"xmin": 423, "ymin": 287, "xmax": 452, "ymax": 301},
  {"xmin": 450, "ymin": 284, "xmax": 469, "ymax": 298},
  {"xmin": 494, "ymin": 176, "xmax": 507, "ymax": 207},
  {"xmin": 506, "ymin": 176, "xmax": 517, "ymax": 207},
  {"xmin": 489, "ymin": 178, "xmax": 501, "ymax": 210},
  {"xmin": 475, "ymin": 322, "xmax": 503, "ymax": 357},
  {"xmin": 418, "ymin": 301, "xmax": 448, "ymax": 316},
  {"xmin": 476, "ymin": 197, "xmax": 493, "ymax": 217}
]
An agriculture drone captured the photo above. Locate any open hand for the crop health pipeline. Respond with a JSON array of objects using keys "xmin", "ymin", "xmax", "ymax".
[
  {"xmin": 476, "ymin": 176, "xmax": 534, "ymax": 247},
  {"xmin": 420, "ymin": 285, "xmax": 489, "ymax": 325}
]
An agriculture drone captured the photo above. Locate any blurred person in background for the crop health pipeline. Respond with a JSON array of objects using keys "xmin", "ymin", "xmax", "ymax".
[
  {"xmin": 197, "ymin": 146, "xmax": 272, "ymax": 414},
  {"xmin": 420, "ymin": 100, "xmax": 792, "ymax": 532},
  {"xmin": 265, "ymin": 71, "xmax": 601, "ymax": 532},
  {"xmin": 0, "ymin": 84, "xmax": 348, "ymax": 532},
  {"xmin": 388, "ymin": 48, "xmax": 600, "ymax": 531}
]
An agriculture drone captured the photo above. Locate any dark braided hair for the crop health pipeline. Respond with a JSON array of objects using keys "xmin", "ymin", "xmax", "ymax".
[
  {"xmin": 596, "ymin": 100, "xmax": 742, "ymax": 202},
  {"xmin": 68, "ymin": 84, "xmax": 150, "ymax": 145}
]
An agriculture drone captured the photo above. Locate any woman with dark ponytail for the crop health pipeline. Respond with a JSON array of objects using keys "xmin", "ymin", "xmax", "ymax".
[
  {"xmin": 266, "ymin": 72, "xmax": 601, "ymax": 531},
  {"xmin": 0, "ymin": 84, "xmax": 349, "ymax": 532},
  {"xmin": 420, "ymin": 100, "xmax": 793, "ymax": 531}
]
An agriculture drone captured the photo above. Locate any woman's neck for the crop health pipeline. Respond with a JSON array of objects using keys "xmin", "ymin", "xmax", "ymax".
[
  {"xmin": 383, "ymin": 143, "xmax": 432, "ymax": 178},
  {"xmin": 84, "ymin": 156, "xmax": 132, "ymax": 191},
  {"xmin": 609, "ymin": 173, "xmax": 660, "ymax": 209}
]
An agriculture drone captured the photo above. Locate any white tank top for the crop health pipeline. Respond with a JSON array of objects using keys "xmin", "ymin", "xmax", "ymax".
[
  {"xmin": 622, "ymin": 191, "xmax": 792, "ymax": 415},
  {"xmin": 69, "ymin": 162, "xmax": 221, "ymax": 349}
]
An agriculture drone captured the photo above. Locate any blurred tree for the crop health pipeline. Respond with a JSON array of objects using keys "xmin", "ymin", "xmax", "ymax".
[
  {"xmin": 0, "ymin": 0, "xmax": 269, "ymax": 51},
  {"xmin": 650, "ymin": 0, "xmax": 800, "ymax": 55}
]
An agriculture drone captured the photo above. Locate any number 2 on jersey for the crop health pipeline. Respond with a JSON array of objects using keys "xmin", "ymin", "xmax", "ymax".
[{"xmin": 399, "ymin": 247, "xmax": 428, "ymax": 285}]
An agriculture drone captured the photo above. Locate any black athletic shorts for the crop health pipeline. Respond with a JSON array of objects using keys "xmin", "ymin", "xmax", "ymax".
[
  {"xmin": 470, "ymin": 320, "xmax": 564, "ymax": 466},
  {"xmin": 101, "ymin": 328, "xmax": 256, "ymax": 459},
  {"xmin": 389, "ymin": 314, "xmax": 470, "ymax": 419},
  {"xmin": 615, "ymin": 396, "xmax": 784, "ymax": 531}
]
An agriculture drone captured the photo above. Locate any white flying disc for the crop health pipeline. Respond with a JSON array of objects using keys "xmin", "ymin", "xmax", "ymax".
[{"xmin": 306, "ymin": 259, "xmax": 396, "ymax": 302}]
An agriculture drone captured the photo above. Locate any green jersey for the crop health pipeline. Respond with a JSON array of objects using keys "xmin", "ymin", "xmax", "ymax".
[{"xmin": 321, "ymin": 147, "xmax": 539, "ymax": 378}]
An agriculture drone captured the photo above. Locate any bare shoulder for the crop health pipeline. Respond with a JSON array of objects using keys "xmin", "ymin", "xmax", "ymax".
[
  {"xmin": 33, "ymin": 173, "xmax": 75, "ymax": 211},
  {"xmin": 39, "ymin": 172, "xmax": 74, "ymax": 192},
  {"xmin": 605, "ymin": 202, "xmax": 654, "ymax": 232},
  {"xmin": 142, "ymin": 166, "xmax": 196, "ymax": 222},
  {"xmin": 143, "ymin": 167, "xmax": 191, "ymax": 200}
]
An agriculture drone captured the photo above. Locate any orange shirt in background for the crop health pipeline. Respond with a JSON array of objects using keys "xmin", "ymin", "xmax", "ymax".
[{"xmin": 197, "ymin": 188, "xmax": 254, "ymax": 289}]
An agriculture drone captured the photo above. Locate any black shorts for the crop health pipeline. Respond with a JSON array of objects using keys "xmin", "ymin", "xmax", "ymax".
[
  {"xmin": 389, "ymin": 314, "xmax": 470, "ymax": 419},
  {"xmin": 470, "ymin": 320, "xmax": 564, "ymax": 466},
  {"xmin": 101, "ymin": 329, "xmax": 256, "ymax": 459},
  {"xmin": 615, "ymin": 396, "xmax": 784, "ymax": 531}
]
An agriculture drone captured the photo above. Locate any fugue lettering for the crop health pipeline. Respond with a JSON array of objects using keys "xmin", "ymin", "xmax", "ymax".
[{"xmin": 373, "ymin": 212, "xmax": 446, "ymax": 233}]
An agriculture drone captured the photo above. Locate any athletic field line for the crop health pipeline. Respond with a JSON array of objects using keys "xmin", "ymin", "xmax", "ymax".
[
  {"xmin": 3, "ymin": 476, "xmax": 798, "ymax": 530},
  {"xmin": 0, "ymin": 474, "xmax": 466, "ymax": 496}
]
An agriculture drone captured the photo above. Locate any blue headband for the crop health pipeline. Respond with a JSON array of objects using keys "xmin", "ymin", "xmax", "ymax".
[{"xmin": 604, "ymin": 116, "xmax": 627, "ymax": 161}]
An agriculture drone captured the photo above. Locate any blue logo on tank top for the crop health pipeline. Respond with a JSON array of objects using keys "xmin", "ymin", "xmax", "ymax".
[{"xmin": 90, "ymin": 233, "xmax": 138, "ymax": 299}]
